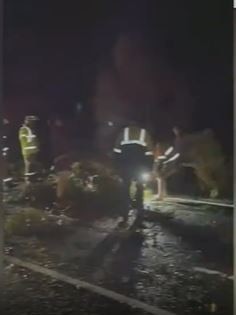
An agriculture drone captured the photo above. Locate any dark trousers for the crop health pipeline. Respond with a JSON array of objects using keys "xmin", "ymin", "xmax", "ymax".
[
  {"xmin": 121, "ymin": 175, "xmax": 144, "ymax": 221},
  {"xmin": 122, "ymin": 173, "xmax": 144, "ymax": 220},
  {"xmin": 115, "ymin": 145, "xmax": 153, "ymax": 221}
]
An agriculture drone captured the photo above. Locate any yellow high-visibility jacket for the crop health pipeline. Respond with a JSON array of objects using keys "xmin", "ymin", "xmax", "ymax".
[
  {"xmin": 19, "ymin": 125, "xmax": 39, "ymax": 158},
  {"xmin": 113, "ymin": 126, "xmax": 154, "ymax": 156}
]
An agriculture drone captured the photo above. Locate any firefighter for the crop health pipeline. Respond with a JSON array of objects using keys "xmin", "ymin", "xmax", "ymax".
[
  {"xmin": 19, "ymin": 116, "xmax": 40, "ymax": 183},
  {"xmin": 113, "ymin": 122, "xmax": 154, "ymax": 227}
]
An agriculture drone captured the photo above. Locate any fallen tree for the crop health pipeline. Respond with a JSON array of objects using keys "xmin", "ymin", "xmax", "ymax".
[
  {"xmin": 154, "ymin": 129, "xmax": 232, "ymax": 199},
  {"xmin": 24, "ymin": 160, "xmax": 125, "ymax": 218}
]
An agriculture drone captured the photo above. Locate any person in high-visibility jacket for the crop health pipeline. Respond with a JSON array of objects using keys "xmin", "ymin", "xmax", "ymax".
[
  {"xmin": 19, "ymin": 116, "xmax": 40, "ymax": 182},
  {"xmin": 113, "ymin": 122, "xmax": 154, "ymax": 226}
]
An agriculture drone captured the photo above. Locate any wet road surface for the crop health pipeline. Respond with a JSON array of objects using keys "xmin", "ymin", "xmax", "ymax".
[{"xmin": 6, "ymin": 202, "xmax": 233, "ymax": 315}]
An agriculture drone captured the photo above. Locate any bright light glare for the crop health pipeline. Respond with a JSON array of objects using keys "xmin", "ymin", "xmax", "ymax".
[
  {"xmin": 108, "ymin": 121, "xmax": 114, "ymax": 127},
  {"xmin": 141, "ymin": 173, "xmax": 150, "ymax": 182}
]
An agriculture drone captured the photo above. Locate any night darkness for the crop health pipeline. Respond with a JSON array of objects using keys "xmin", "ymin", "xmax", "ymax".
[{"xmin": 4, "ymin": 0, "xmax": 233, "ymax": 153}]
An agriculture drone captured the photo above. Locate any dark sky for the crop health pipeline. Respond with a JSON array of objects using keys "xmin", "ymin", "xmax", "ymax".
[{"xmin": 4, "ymin": 0, "xmax": 233, "ymax": 152}]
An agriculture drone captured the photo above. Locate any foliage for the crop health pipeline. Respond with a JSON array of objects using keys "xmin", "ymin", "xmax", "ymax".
[
  {"xmin": 5, "ymin": 208, "xmax": 51, "ymax": 237},
  {"xmin": 25, "ymin": 181, "xmax": 56, "ymax": 208},
  {"xmin": 56, "ymin": 160, "xmax": 124, "ymax": 216},
  {"xmin": 94, "ymin": 174, "xmax": 124, "ymax": 211},
  {"xmin": 186, "ymin": 131, "xmax": 229, "ymax": 197},
  {"xmin": 76, "ymin": 160, "xmax": 115, "ymax": 178},
  {"xmin": 154, "ymin": 130, "xmax": 232, "ymax": 198}
]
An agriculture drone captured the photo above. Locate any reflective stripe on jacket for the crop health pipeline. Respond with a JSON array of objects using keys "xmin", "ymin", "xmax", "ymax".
[
  {"xmin": 113, "ymin": 126, "xmax": 154, "ymax": 155},
  {"xmin": 19, "ymin": 125, "xmax": 39, "ymax": 157}
]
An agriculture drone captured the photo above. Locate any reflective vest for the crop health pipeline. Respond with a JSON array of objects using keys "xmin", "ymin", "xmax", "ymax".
[
  {"xmin": 113, "ymin": 126, "xmax": 154, "ymax": 156},
  {"xmin": 19, "ymin": 125, "xmax": 39, "ymax": 157},
  {"xmin": 154, "ymin": 145, "xmax": 180, "ymax": 175}
]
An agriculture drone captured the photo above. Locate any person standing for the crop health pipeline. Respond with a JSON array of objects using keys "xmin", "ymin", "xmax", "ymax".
[
  {"xmin": 18, "ymin": 116, "xmax": 40, "ymax": 183},
  {"xmin": 113, "ymin": 122, "xmax": 154, "ymax": 226}
]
